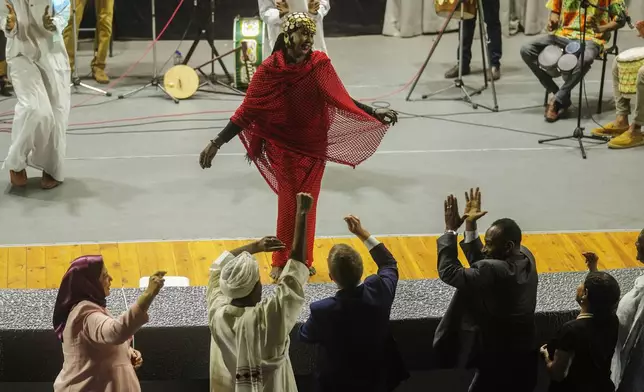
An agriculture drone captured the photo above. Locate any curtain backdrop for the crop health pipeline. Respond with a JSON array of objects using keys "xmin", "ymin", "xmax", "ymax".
[{"xmin": 383, "ymin": 0, "xmax": 644, "ymax": 38}]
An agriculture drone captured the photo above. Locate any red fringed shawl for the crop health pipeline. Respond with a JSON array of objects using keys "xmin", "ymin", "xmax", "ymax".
[{"xmin": 231, "ymin": 51, "xmax": 390, "ymax": 193}]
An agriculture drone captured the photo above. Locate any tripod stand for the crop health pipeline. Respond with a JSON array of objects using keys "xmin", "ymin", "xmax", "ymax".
[
  {"xmin": 182, "ymin": 0, "xmax": 242, "ymax": 96},
  {"xmin": 117, "ymin": 0, "xmax": 178, "ymax": 103},
  {"xmin": 538, "ymin": 0, "xmax": 609, "ymax": 159},
  {"xmin": 69, "ymin": 0, "xmax": 111, "ymax": 97},
  {"xmin": 406, "ymin": 0, "xmax": 498, "ymax": 112}
]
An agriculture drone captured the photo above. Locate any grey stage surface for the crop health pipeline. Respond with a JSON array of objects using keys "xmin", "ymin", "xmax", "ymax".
[{"xmin": 1, "ymin": 32, "xmax": 643, "ymax": 246}]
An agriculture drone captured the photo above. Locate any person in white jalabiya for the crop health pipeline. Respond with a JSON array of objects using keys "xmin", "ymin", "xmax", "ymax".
[
  {"xmin": 258, "ymin": 0, "xmax": 329, "ymax": 59},
  {"xmin": 206, "ymin": 192, "xmax": 313, "ymax": 392},
  {"xmin": 1, "ymin": 0, "xmax": 71, "ymax": 189},
  {"xmin": 584, "ymin": 229, "xmax": 644, "ymax": 392}
]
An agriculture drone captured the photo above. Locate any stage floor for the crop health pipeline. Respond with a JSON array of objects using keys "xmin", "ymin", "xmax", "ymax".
[{"xmin": 0, "ymin": 32, "xmax": 643, "ymax": 289}]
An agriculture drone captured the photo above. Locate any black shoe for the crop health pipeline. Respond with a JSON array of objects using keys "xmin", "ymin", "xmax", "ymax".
[
  {"xmin": 444, "ymin": 64, "xmax": 471, "ymax": 79},
  {"xmin": 487, "ymin": 67, "xmax": 501, "ymax": 81}
]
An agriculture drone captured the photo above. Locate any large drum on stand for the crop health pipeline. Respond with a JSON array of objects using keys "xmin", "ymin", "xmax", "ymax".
[
  {"xmin": 233, "ymin": 17, "xmax": 266, "ymax": 89},
  {"xmin": 434, "ymin": 0, "xmax": 477, "ymax": 20}
]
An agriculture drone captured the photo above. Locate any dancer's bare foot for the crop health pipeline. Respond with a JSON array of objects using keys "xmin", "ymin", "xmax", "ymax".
[
  {"xmin": 270, "ymin": 266, "xmax": 284, "ymax": 281},
  {"xmin": 10, "ymin": 170, "xmax": 27, "ymax": 187},
  {"xmin": 41, "ymin": 172, "xmax": 61, "ymax": 190},
  {"xmin": 308, "ymin": 266, "xmax": 316, "ymax": 276}
]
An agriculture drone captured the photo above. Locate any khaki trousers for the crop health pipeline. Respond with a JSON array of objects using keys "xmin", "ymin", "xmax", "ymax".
[
  {"xmin": 63, "ymin": 0, "xmax": 114, "ymax": 70},
  {"xmin": 613, "ymin": 58, "xmax": 644, "ymax": 126}
]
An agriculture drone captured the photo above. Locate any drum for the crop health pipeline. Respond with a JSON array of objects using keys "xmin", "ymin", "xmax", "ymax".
[
  {"xmin": 233, "ymin": 16, "xmax": 266, "ymax": 89},
  {"xmin": 435, "ymin": 0, "xmax": 477, "ymax": 20},
  {"xmin": 538, "ymin": 45, "xmax": 564, "ymax": 78},
  {"xmin": 557, "ymin": 54, "xmax": 578, "ymax": 79},
  {"xmin": 163, "ymin": 65, "xmax": 200, "ymax": 100},
  {"xmin": 565, "ymin": 41, "xmax": 581, "ymax": 55},
  {"xmin": 616, "ymin": 47, "xmax": 644, "ymax": 96}
]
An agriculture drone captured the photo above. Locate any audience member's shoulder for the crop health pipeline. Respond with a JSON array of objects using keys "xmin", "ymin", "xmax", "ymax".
[
  {"xmin": 310, "ymin": 296, "xmax": 336, "ymax": 313},
  {"xmin": 71, "ymin": 301, "xmax": 105, "ymax": 317}
]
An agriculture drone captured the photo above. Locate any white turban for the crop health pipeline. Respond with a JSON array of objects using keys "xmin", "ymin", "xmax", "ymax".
[{"xmin": 220, "ymin": 252, "xmax": 260, "ymax": 299}]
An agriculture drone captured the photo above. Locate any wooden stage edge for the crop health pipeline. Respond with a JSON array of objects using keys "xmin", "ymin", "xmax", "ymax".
[{"xmin": 0, "ymin": 231, "xmax": 640, "ymax": 289}]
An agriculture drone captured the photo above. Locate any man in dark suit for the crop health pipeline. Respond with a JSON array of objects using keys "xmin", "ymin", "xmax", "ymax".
[
  {"xmin": 437, "ymin": 188, "xmax": 538, "ymax": 392},
  {"xmin": 299, "ymin": 215, "xmax": 409, "ymax": 392}
]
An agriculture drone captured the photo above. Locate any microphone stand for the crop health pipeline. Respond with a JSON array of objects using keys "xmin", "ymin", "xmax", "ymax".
[{"xmin": 538, "ymin": 0, "xmax": 610, "ymax": 159}]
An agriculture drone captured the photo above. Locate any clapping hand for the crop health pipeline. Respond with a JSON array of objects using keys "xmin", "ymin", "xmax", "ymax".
[
  {"xmin": 373, "ymin": 108, "xmax": 399, "ymax": 126},
  {"xmin": 539, "ymin": 344, "xmax": 550, "ymax": 361},
  {"xmin": 129, "ymin": 347, "xmax": 143, "ymax": 369},
  {"xmin": 43, "ymin": 5, "xmax": 56, "ymax": 32},
  {"xmin": 463, "ymin": 187, "xmax": 487, "ymax": 230},
  {"xmin": 344, "ymin": 215, "xmax": 371, "ymax": 242},
  {"xmin": 277, "ymin": 1, "xmax": 289, "ymax": 18},
  {"xmin": 5, "ymin": 1, "xmax": 15, "ymax": 32},
  {"xmin": 296, "ymin": 192, "xmax": 314, "ymax": 214},
  {"xmin": 308, "ymin": 0, "xmax": 320, "ymax": 15},
  {"xmin": 255, "ymin": 236, "xmax": 286, "ymax": 253},
  {"xmin": 582, "ymin": 252, "xmax": 599, "ymax": 272},
  {"xmin": 444, "ymin": 194, "xmax": 464, "ymax": 232}
]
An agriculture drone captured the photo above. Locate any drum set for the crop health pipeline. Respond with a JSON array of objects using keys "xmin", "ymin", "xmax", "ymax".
[{"xmin": 537, "ymin": 41, "xmax": 582, "ymax": 79}]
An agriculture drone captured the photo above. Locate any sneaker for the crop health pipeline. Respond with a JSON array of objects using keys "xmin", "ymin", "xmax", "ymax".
[
  {"xmin": 608, "ymin": 129, "xmax": 644, "ymax": 149},
  {"xmin": 591, "ymin": 122, "xmax": 629, "ymax": 137},
  {"xmin": 444, "ymin": 64, "xmax": 471, "ymax": 79},
  {"xmin": 92, "ymin": 68, "xmax": 110, "ymax": 84}
]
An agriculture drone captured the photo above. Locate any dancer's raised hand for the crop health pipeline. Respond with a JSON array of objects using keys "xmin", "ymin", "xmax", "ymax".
[
  {"xmin": 308, "ymin": 0, "xmax": 320, "ymax": 15},
  {"xmin": 199, "ymin": 141, "xmax": 219, "ymax": 169},
  {"xmin": 43, "ymin": 5, "xmax": 56, "ymax": 32},
  {"xmin": 277, "ymin": 1, "xmax": 289, "ymax": 18},
  {"xmin": 6, "ymin": 1, "xmax": 15, "ymax": 32}
]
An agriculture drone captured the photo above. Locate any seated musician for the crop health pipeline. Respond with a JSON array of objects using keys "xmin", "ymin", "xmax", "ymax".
[
  {"xmin": 520, "ymin": 0, "xmax": 626, "ymax": 123},
  {"xmin": 591, "ymin": 20, "xmax": 644, "ymax": 149}
]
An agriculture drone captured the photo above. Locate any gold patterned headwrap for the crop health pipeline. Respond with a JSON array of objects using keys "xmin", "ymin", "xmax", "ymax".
[{"xmin": 282, "ymin": 12, "xmax": 317, "ymax": 46}]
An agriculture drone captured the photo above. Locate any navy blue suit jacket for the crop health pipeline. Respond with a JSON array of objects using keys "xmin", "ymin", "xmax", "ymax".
[{"xmin": 298, "ymin": 242, "xmax": 408, "ymax": 392}]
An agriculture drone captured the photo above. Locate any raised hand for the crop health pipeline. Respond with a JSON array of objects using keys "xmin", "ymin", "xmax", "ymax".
[
  {"xmin": 43, "ymin": 5, "xmax": 56, "ymax": 32},
  {"xmin": 308, "ymin": 0, "xmax": 320, "ymax": 15},
  {"xmin": 296, "ymin": 192, "xmax": 313, "ymax": 214},
  {"xmin": 6, "ymin": 1, "xmax": 15, "ymax": 32},
  {"xmin": 344, "ymin": 215, "xmax": 371, "ymax": 242},
  {"xmin": 199, "ymin": 141, "xmax": 218, "ymax": 169},
  {"xmin": 277, "ymin": 1, "xmax": 289, "ymax": 18},
  {"xmin": 373, "ymin": 108, "xmax": 398, "ymax": 126},
  {"xmin": 145, "ymin": 271, "xmax": 166, "ymax": 296},
  {"xmin": 256, "ymin": 236, "xmax": 286, "ymax": 253},
  {"xmin": 582, "ymin": 252, "xmax": 599, "ymax": 272},
  {"xmin": 463, "ymin": 188, "xmax": 487, "ymax": 230},
  {"xmin": 444, "ymin": 194, "xmax": 464, "ymax": 232}
]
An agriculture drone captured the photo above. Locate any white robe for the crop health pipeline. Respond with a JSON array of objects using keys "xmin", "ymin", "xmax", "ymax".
[
  {"xmin": 207, "ymin": 251, "xmax": 309, "ymax": 392},
  {"xmin": 258, "ymin": 0, "xmax": 330, "ymax": 60},
  {"xmin": 612, "ymin": 275, "xmax": 644, "ymax": 391},
  {"xmin": 1, "ymin": 0, "xmax": 71, "ymax": 181}
]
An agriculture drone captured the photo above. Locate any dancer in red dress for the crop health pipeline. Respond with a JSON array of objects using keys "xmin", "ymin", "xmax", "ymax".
[{"xmin": 200, "ymin": 12, "xmax": 398, "ymax": 280}]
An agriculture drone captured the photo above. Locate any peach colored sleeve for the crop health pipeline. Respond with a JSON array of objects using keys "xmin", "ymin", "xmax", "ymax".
[{"xmin": 80, "ymin": 302, "xmax": 150, "ymax": 345}]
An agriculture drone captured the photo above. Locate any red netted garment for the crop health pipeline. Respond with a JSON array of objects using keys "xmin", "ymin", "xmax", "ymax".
[{"xmin": 231, "ymin": 50, "xmax": 390, "ymax": 267}]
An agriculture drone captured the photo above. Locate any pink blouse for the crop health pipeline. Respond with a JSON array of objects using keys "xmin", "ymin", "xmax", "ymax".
[{"xmin": 53, "ymin": 300, "xmax": 149, "ymax": 392}]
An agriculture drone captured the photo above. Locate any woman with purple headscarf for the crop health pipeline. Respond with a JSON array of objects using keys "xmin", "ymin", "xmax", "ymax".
[{"xmin": 52, "ymin": 255, "xmax": 166, "ymax": 392}]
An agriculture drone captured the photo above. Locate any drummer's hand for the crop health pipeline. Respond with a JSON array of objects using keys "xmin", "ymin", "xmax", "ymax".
[
  {"xmin": 277, "ymin": 1, "xmax": 289, "ymax": 18},
  {"xmin": 637, "ymin": 20, "xmax": 644, "ymax": 37},
  {"xmin": 199, "ymin": 141, "xmax": 219, "ymax": 169},
  {"xmin": 548, "ymin": 12, "xmax": 560, "ymax": 31}
]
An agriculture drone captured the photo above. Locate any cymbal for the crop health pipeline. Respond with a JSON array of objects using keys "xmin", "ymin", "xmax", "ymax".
[{"xmin": 164, "ymin": 65, "xmax": 199, "ymax": 100}]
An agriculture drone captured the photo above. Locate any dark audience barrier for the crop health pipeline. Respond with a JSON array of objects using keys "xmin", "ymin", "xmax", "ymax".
[{"xmin": 1, "ymin": 268, "xmax": 641, "ymax": 389}]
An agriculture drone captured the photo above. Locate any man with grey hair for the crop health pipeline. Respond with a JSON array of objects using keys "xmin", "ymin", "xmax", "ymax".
[
  {"xmin": 298, "ymin": 215, "xmax": 408, "ymax": 392},
  {"xmin": 206, "ymin": 192, "xmax": 313, "ymax": 392}
]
